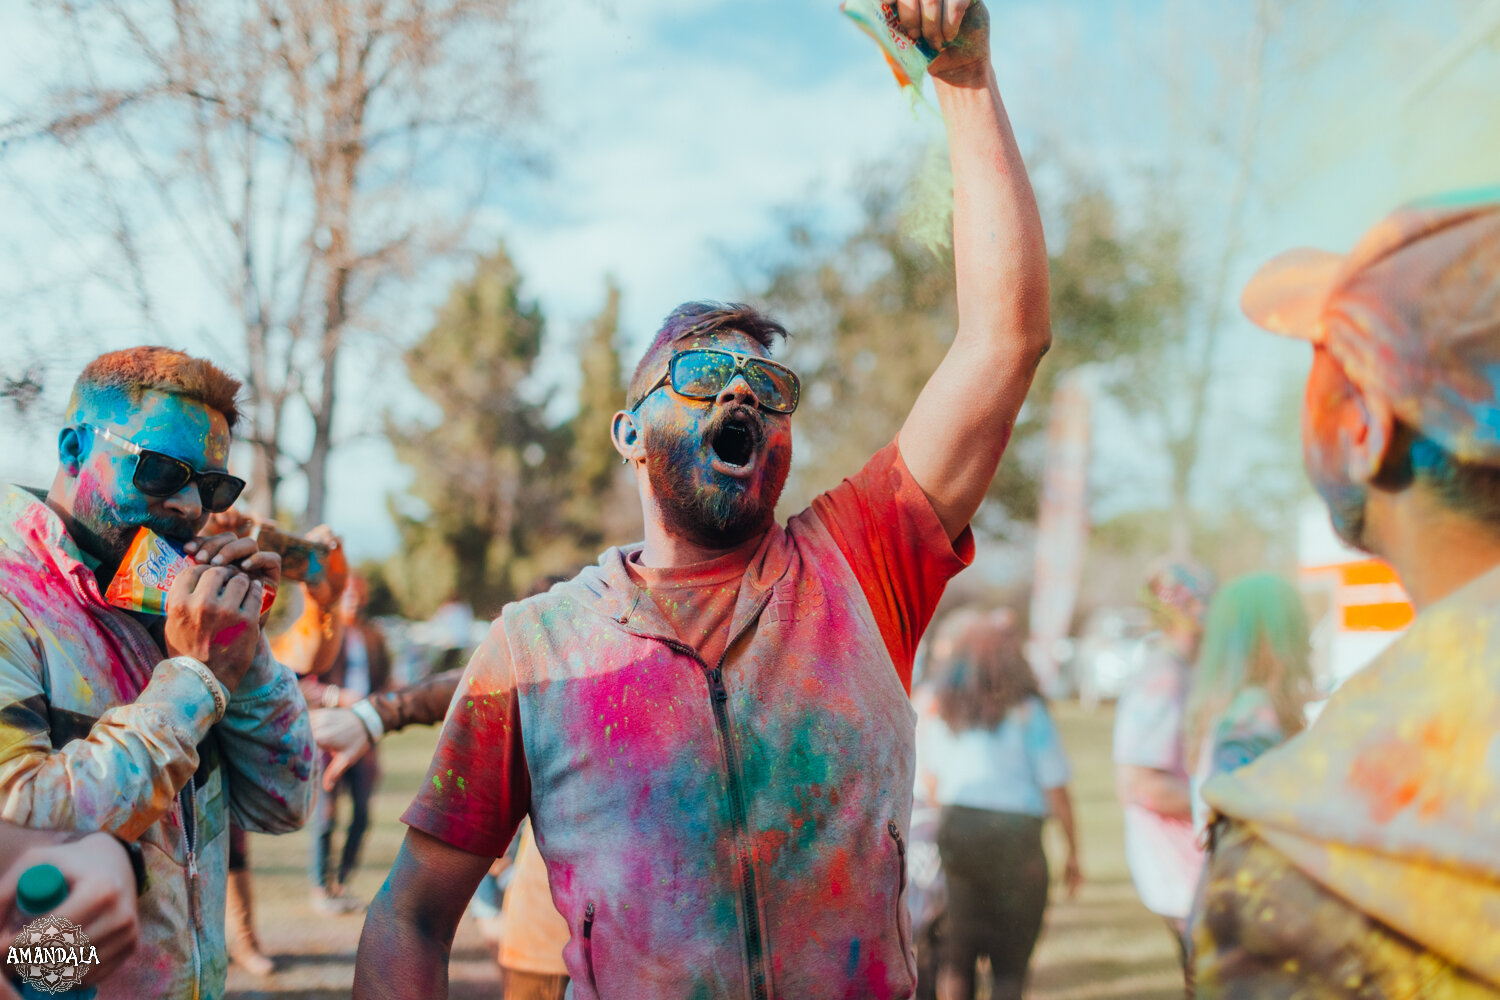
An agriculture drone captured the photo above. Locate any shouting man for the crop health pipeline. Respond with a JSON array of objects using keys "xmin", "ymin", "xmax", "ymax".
[
  {"xmin": 0, "ymin": 347, "xmax": 314, "ymax": 998},
  {"xmin": 354, "ymin": 2, "xmax": 1050, "ymax": 997},
  {"xmin": 1192, "ymin": 192, "xmax": 1500, "ymax": 994}
]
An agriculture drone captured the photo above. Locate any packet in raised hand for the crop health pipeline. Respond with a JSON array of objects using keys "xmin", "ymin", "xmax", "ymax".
[
  {"xmin": 841, "ymin": 0, "xmax": 938, "ymax": 101},
  {"xmin": 105, "ymin": 527, "xmax": 276, "ymax": 616}
]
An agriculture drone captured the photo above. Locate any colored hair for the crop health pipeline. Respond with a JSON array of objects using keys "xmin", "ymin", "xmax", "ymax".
[
  {"xmin": 1142, "ymin": 555, "xmax": 1217, "ymax": 633},
  {"xmin": 930, "ymin": 608, "xmax": 1040, "ymax": 733},
  {"xmin": 1184, "ymin": 573, "xmax": 1313, "ymax": 768},
  {"xmin": 626, "ymin": 301, "xmax": 788, "ymax": 410},
  {"xmin": 71, "ymin": 346, "xmax": 242, "ymax": 431}
]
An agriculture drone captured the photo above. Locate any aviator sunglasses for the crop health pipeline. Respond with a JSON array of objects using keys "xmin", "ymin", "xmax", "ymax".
[
  {"xmin": 630, "ymin": 348, "xmax": 801, "ymax": 415},
  {"xmin": 83, "ymin": 424, "xmax": 247, "ymax": 513}
]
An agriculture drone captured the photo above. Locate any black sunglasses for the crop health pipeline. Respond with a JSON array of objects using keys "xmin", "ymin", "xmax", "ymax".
[
  {"xmin": 84, "ymin": 424, "xmax": 247, "ymax": 513},
  {"xmin": 630, "ymin": 348, "xmax": 801, "ymax": 415}
]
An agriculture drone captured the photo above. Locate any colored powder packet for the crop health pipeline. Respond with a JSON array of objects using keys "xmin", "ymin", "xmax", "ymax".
[
  {"xmin": 105, "ymin": 527, "xmax": 276, "ymax": 616},
  {"xmin": 841, "ymin": 0, "xmax": 938, "ymax": 103}
]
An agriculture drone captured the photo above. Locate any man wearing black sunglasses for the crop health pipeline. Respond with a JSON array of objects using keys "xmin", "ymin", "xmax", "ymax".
[
  {"xmin": 0, "ymin": 346, "xmax": 314, "ymax": 999},
  {"xmin": 359, "ymin": 2, "xmax": 1051, "ymax": 998}
]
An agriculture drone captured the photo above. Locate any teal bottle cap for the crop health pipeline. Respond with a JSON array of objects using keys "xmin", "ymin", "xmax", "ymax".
[{"xmin": 17, "ymin": 863, "xmax": 68, "ymax": 915}]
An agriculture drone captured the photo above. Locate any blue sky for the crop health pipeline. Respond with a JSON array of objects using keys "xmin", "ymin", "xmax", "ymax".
[{"xmin": 2, "ymin": 0, "xmax": 1497, "ymax": 559}]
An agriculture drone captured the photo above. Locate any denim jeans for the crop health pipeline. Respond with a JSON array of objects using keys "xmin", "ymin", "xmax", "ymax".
[{"xmin": 310, "ymin": 750, "xmax": 378, "ymax": 888}]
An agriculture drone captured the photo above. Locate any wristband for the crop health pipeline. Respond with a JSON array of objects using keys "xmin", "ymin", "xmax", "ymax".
[
  {"xmin": 111, "ymin": 834, "xmax": 149, "ymax": 897},
  {"xmin": 167, "ymin": 655, "xmax": 228, "ymax": 723},
  {"xmin": 350, "ymin": 699, "xmax": 385, "ymax": 743}
]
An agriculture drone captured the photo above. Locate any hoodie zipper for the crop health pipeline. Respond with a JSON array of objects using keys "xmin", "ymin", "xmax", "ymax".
[
  {"xmin": 83, "ymin": 576, "xmax": 205, "ymax": 997},
  {"xmin": 889, "ymin": 820, "xmax": 914, "ymax": 981},
  {"xmin": 582, "ymin": 900, "xmax": 598, "ymax": 991},
  {"xmin": 180, "ymin": 780, "xmax": 203, "ymax": 1000},
  {"xmin": 627, "ymin": 595, "xmax": 773, "ymax": 1000}
]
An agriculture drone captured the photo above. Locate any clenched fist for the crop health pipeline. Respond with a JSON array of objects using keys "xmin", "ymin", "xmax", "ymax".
[
  {"xmin": 164, "ymin": 563, "xmax": 265, "ymax": 692},
  {"xmin": 893, "ymin": 0, "xmax": 990, "ymax": 86}
]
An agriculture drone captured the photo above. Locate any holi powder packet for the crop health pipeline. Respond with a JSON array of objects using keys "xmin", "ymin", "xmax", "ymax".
[
  {"xmin": 841, "ymin": 0, "xmax": 938, "ymax": 103},
  {"xmin": 105, "ymin": 527, "xmax": 276, "ymax": 616}
]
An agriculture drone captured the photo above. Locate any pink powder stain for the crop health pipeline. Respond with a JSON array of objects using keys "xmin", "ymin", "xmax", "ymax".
[{"xmin": 211, "ymin": 619, "xmax": 252, "ymax": 650}]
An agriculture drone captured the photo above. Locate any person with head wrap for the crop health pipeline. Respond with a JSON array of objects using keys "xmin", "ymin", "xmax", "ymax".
[
  {"xmin": 1191, "ymin": 189, "xmax": 1500, "ymax": 997},
  {"xmin": 1114, "ymin": 557, "xmax": 1216, "ymax": 965}
]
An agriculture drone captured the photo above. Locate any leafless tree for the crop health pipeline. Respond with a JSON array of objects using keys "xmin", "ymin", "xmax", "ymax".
[{"xmin": 4, "ymin": 0, "xmax": 539, "ymax": 523}]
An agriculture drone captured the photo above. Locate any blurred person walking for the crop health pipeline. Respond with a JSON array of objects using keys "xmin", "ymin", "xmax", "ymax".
[
  {"xmin": 1183, "ymin": 573, "xmax": 1314, "ymax": 836},
  {"xmin": 1113, "ymin": 558, "xmax": 1215, "ymax": 965},
  {"xmin": 917, "ymin": 609, "xmax": 1081, "ymax": 1000},
  {"xmin": 277, "ymin": 566, "xmax": 392, "ymax": 915},
  {"xmin": 1192, "ymin": 192, "xmax": 1500, "ymax": 995}
]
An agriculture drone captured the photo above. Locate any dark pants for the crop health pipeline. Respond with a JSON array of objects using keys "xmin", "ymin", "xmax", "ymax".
[
  {"xmin": 229, "ymin": 822, "xmax": 249, "ymax": 871},
  {"xmin": 936, "ymin": 805, "xmax": 1049, "ymax": 1000},
  {"xmin": 311, "ymin": 750, "xmax": 378, "ymax": 888}
]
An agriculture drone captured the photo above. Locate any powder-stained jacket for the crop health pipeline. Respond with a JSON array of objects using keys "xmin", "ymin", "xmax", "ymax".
[
  {"xmin": 504, "ymin": 509, "xmax": 920, "ymax": 1000},
  {"xmin": 1195, "ymin": 561, "xmax": 1500, "ymax": 994},
  {"xmin": 0, "ymin": 486, "xmax": 315, "ymax": 1000}
]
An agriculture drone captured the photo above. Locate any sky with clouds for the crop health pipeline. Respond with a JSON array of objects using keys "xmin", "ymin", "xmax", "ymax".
[{"xmin": 2, "ymin": 0, "xmax": 1497, "ymax": 560}]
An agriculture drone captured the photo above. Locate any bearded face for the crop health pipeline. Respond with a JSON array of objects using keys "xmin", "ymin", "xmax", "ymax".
[
  {"xmin": 64, "ymin": 389, "xmax": 228, "ymax": 565},
  {"xmin": 631, "ymin": 331, "xmax": 795, "ymax": 549},
  {"xmin": 642, "ymin": 400, "xmax": 791, "ymax": 548}
]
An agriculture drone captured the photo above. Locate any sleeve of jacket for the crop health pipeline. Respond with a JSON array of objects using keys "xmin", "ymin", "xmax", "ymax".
[
  {"xmin": 0, "ymin": 595, "xmax": 219, "ymax": 841},
  {"xmin": 1188, "ymin": 821, "xmax": 1478, "ymax": 997},
  {"xmin": 216, "ymin": 634, "xmax": 316, "ymax": 834}
]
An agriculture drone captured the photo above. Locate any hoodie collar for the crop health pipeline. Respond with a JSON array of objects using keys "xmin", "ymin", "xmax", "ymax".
[
  {"xmin": 1, "ymin": 485, "xmax": 107, "ymax": 605},
  {"xmin": 577, "ymin": 523, "xmax": 798, "ymax": 647}
]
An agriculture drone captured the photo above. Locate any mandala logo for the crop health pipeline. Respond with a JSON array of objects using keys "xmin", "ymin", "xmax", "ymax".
[{"xmin": 6, "ymin": 914, "xmax": 99, "ymax": 995}]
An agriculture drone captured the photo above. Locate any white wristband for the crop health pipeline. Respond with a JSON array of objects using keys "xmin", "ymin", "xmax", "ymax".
[
  {"xmin": 167, "ymin": 656, "xmax": 228, "ymax": 723},
  {"xmin": 350, "ymin": 698, "xmax": 385, "ymax": 743}
]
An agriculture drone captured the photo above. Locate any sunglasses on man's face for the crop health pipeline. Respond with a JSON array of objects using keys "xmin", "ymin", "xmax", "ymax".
[
  {"xmin": 631, "ymin": 348, "xmax": 801, "ymax": 415},
  {"xmin": 84, "ymin": 425, "xmax": 247, "ymax": 513}
]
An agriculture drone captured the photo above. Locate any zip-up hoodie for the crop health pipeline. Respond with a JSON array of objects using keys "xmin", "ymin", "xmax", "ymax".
[
  {"xmin": 0, "ymin": 486, "xmax": 315, "ymax": 999},
  {"xmin": 502, "ymin": 506, "xmax": 919, "ymax": 1000}
]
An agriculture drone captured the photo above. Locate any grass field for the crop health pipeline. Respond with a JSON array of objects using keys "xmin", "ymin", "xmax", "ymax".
[{"xmin": 226, "ymin": 702, "xmax": 1184, "ymax": 999}]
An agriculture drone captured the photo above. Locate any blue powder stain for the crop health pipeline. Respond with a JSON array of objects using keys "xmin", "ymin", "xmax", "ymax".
[{"xmin": 846, "ymin": 937, "xmax": 860, "ymax": 977}]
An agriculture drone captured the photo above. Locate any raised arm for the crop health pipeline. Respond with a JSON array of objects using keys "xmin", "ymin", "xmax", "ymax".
[{"xmin": 895, "ymin": 0, "xmax": 1051, "ymax": 540}]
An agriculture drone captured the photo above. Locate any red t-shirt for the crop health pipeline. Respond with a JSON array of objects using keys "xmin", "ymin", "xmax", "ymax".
[{"xmin": 403, "ymin": 439, "xmax": 974, "ymax": 857}]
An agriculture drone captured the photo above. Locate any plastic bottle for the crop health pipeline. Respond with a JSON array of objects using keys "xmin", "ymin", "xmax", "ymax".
[{"xmin": 13, "ymin": 863, "xmax": 97, "ymax": 999}]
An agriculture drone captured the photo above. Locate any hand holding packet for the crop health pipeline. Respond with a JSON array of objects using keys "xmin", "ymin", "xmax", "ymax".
[
  {"xmin": 105, "ymin": 527, "xmax": 276, "ymax": 616},
  {"xmin": 841, "ymin": 0, "xmax": 937, "ymax": 100}
]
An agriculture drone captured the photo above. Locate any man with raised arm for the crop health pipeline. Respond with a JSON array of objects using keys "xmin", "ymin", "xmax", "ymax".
[{"xmin": 353, "ymin": 3, "xmax": 1050, "ymax": 997}]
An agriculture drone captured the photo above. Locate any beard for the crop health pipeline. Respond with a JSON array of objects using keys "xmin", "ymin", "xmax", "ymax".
[
  {"xmin": 72, "ymin": 476, "xmax": 201, "ymax": 564},
  {"xmin": 643, "ymin": 406, "xmax": 791, "ymax": 549}
]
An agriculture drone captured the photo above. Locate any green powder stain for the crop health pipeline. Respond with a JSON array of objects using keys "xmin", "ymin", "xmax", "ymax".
[
  {"xmin": 432, "ymin": 775, "xmax": 443, "ymax": 791},
  {"xmin": 457, "ymin": 776, "xmax": 467, "ymax": 792}
]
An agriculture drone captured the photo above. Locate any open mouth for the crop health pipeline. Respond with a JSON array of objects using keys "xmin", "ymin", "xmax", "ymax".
[{"xmin": 711, "ymin": 416, "xmax": 758, "ymax": 468}]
